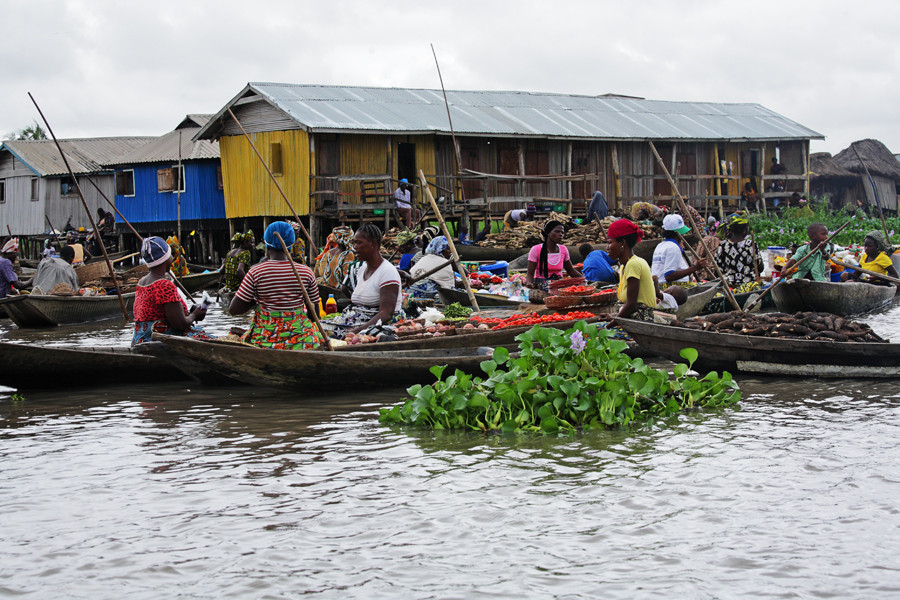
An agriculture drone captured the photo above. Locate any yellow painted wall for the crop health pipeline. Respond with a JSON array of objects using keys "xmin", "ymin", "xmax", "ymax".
[
  {"xmin": 339, "ymin": 135, "xmax": 389, "ymax": 197},
  {"xmin": 220, "ymin": 129, "xmax": 310, "ymax": 218}
]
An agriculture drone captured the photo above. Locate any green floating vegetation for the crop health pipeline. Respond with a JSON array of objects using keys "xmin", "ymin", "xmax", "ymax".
[
  {"xmin": 751, "ymin": 204, "xmax": 898, "ymax": 249},
  {"xmin": 378, "ymin": 322, "xmax": 740, "ymax": 434}
]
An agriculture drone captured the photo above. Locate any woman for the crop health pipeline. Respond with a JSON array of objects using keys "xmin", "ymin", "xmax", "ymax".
[
  {"xmin": 604, "ymin": 219, "xmax": 657, "ymax": 321},
  {"xmin": 525, "ymin": 220, "xmax": 582, "ymax": 290},
  {"xmin": 288, "ymin": 221, "xmax": 307, "ymax": 264},
  {"xmin": 395, "ymin": 229, "xmax": 418, "ymax": 272},
  {"xmin": 714, "ymin": 212, "xmax": 763, "ymax": 288},
  {"xmin": 411, "ymin": 225, "xmax": 440, "ymax": 265},
  {"xmin": 408, "ymin": 235, "xmax": 456, "ymax": 299},
  {"xmin": 314, "ymin": 225, "xmax": 355, "ymax": 288},
  {"xmin": 132, "ymin": 237, "xmax": 210, "ymax": 347},
  {"xmin": 329, "ymin": 224, "xmax": 404, "ymax": 334},
  {"xmin": 221, "ymin": 230, "xmax": 254, "ymax": 292},
  {"xmin": 166, "ymin": 235, "xmax": 190, "ymax": 277},
  {"xmin": 228, "ymin": 221, "xmax": 324, "ymax": 350},
  {"xmin": 842, "ymin": 230, "xmax": 899, "ymax": 284}
]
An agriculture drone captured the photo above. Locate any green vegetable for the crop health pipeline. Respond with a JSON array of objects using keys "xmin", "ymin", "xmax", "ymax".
[
  {"xmin": 442, "ymin": 302, "xmax": 473, "ymax": 319},
  {"xmin": 378, "ymin": 322, "xmax": 740, "ymax": 434}
]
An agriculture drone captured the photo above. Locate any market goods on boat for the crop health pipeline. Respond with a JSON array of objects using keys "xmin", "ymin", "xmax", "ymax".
[
  {"xmin": 0, "ymin": 292, "xmax": 136, "ymax": 327},
  {"xmin": 770, "ymin": 278, "xmax": 895, "ymax": 315},
  {"xmin": 671, "ymin": 310, "xmax": 886, "ymax": 342},
  {"xmin": 437, "ymin": 286, "xmax": 521, "ymax": 308}
]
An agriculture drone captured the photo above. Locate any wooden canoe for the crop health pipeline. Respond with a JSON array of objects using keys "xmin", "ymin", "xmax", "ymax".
[
  {"xmin": 0, "ymin": 292, "xmax": 136, "ymax": 327},
  {"xmin": 0, "ymin": 341, "xmax": 189, "ymax": 390},
  {"xmin": 436, "ymin": 286, "xmax": 522, "ymax": 308},
  {"xmin": 675, "ymin": 285, "xmax": 719, "ymax": 320},
  {"xmin": 771, "ymin": 278, "xmax": 895, "ymax": 315},
  {"xmin": 617, "ymin": 318, "xmax": 900, "ymax": 376},
  {"xmin": 179, "ymin": 270, "xmax": 223, "ymax": 293},
  {"xmin": 152, "ymin": 334, "xmax": 501, "ymax": 391},
  {"xmin": 700, "ymin": 288, "xmax": 776, "ymax": 314}
]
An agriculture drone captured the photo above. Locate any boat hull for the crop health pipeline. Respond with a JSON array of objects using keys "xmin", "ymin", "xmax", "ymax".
[
  {"xmin": 771, "ymin": 279, "xmax": 894, "ymax": 315},
  {"xmin": 180, "ymin": 270, "xmax": 222, "ymax": 294},
  {"xmin": 0, "ymin": 293, "xmax": 136, "ymax": 327}
]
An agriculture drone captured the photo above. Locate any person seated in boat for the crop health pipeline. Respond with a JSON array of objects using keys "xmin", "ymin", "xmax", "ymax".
[
  {"xmin": 65, "ymin": 231, "xmax": 92, "ymax": 266},
  {"xmin": 96, "ymin": 207, "xmax": 115, "ymax": 235},
  {"xmin": 713, "ymin": 212, "xmax": 763, "ymax": 287},
  {"xmin": 30, "ymin": 245, "xmax": 79, "ymax": 295},
  {"xmin": 503, "ymin": 204, "xmax": 536, "ymax": 230},
  {"xmin": 228, "ymin": 221, "xmax": 325, "ymax": 350},
  {"xmin": 220, "ymin": 230, "xmax": 254, "ymax": 293},
  {"xmin": 578, "ymin": 243, "xmax": 617, "ymax": 284},
  {"xmin": 782, "ymin": 223, "xmax": 832, "ymax": 282},
  {"xmin": 165, "ymin": 235, "xmax": 190, "ymax": 278},
  {"xmin": 600, "ymin": 219, "xmax": 658, "ymax": 321},
  {"xmin": 656, "ymin": 279, "xmax": 687, "ymax": 311},
  {"xmin": 630, "ymin": 201, "xmax": 662, "ymax": 226},
  {"xmin": 0, "ymin": 238, "xmax": 32, "ymax": 299},
  {"xmin": 409, "ymin": 236, "xmax": 457, "ymax": 299},
  {"xmin": 841, "ymin": 230, "xmax": 899, "ymax": 285},
  {"xmin": 525, "ymin": 220, "xmax": 582, "ymax": 291},
  {"xmin": 132, "ymin": 237, "xmax": 210, "ymax": 347},
  {"xmin": 458, "ymin": 217, "xmax": 491, "ymax": 246},
  {"xmin": 411, "ymin": 226, "xmax": 440, "ymax": 265},
  {"xmin": 651, "ymin": 214, "xmax": 709, "ymax": 287},
  {"xmin": 329, "ymin": 224, "xmax": 405, "ymax": 334},
  {"xmin": 313, "ymin": 225, "xmax": 355, "ymax": 288},
  {"xmin": 41, "ymin": 239, "xmax": 57, "ymax": 260},
  {"xmin": 395, "ymin": 229, "xmax": 418, "ymax": 272}
]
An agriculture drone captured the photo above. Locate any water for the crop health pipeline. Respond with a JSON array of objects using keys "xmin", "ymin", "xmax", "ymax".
[{"xmin": 2, "ymin": 302, "xmax": 900, "ymax": 598}]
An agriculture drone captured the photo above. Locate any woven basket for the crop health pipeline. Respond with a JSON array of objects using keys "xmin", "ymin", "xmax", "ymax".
[
  {"xmin": 528, "ymin": 288, "xmax": 548, "ymax": 304},
  {"xmin": 545, "ymin": 295, "xmax": 581, "ymax": 309},
  {"xmin": 558, "ymin": 288, "xmax": 595, "ymax": 297},
  {"xmin": 581, "ymin": 292, "xmax": 618, "ymax": 306},
  {"xmin": 548, "ymin": 277, "xmax": 586, "ymax": 290}
]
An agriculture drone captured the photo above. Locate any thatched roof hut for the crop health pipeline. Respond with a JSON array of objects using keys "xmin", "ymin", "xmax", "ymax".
[
  {"xmin": 834, "ymin": 139, "xmax": 900, "ymax": 180},
  {"xmin": 810, "ymin": 152, "xmax": 856, "ymax": 180}
]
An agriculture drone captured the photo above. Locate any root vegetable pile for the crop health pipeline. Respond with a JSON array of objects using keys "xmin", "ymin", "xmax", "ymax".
[{"xmin": 672, "ymin": 311, "xmax": 888, "ymax": 343}]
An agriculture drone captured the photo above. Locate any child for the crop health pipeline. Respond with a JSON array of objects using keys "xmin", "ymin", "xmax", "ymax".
[{"xmin": 782, "ymin": 223, "xmax": 831, "ymax": 282}]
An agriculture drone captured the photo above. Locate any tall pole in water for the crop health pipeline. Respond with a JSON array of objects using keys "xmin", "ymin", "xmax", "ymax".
[{"xmin": 177, "ymin": 130, "xmax": 183, "ymax": 243}]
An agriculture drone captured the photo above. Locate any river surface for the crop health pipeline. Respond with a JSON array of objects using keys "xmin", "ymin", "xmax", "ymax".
[{"xmin": 1, "ymin": 301, "xmax": 900, "ymax": 598}]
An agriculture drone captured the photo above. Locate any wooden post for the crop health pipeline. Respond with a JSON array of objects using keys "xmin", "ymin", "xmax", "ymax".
[
  {"xmin": 611, "ymin": 144, "xmax": 621, "ymax": 210},
  {"xmin": 273, "ymin": 231, "xmax": 331, "ymax": 351},
  {"xmin": 713, "ymin": 145, "xmax": 723, "ymax": 221},
  {"xmin": 418, "ymin": 169, "xmax": 480, "ymax": 312},
  {"xmin": 649, "ymin": 141, "xmax": 742, "ymax": 311},
  {"xmin": 29, "ymin": 93, "xmax": 129, "ymax": 321},
  {"xmin": 760, "ymin": 146, "xmax": 768, "ymax": 217}
]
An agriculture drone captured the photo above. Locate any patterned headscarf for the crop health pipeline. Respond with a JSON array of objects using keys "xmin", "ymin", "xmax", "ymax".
[
  {"xmin": 166, "ymin": 235, "xmax": 183, "ymax": 256},
  {"xmin": 141, "ymin": 236, "xmax": 171, "ymax": 268},
  {"xmin": 1, "ymin": 238, "xmax": 19, "ymax": 254},
  {"xmin": 231, "ymin": 230, "xmax": 254, "ymax": 244},
  {"xmin": 865, "ymin": 230, "xmax": 888, "ymax": 255},
  {"xmin": 396, "ymin": 229, "xmax": 417, "ymax": 247},
  {"xmin": 630, "ymin": 201, "xmax": 657, "ymax": 220},
  {"xmin": 332, "ymin": 226, "xmax": 354, "ymax": 247},
  {"xmin": 718, "ymin": 212, "xmax": 749, "ymax": 239},
  {"xmin": 420, "ymin": 225, "xmax": 440, "ymax": 246},
  {"xmin": 425, "ymin": 235, "xmax": 450, "ymax": 256}
]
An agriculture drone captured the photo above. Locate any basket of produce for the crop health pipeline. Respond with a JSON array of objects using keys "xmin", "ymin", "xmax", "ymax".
[
  {"xmin": 528, "ymin": 288, "xmax": 548, "ymax": 304},
  {"xmin": 581, "ymin": 289, "xmax": 619, "ymax": 306},
  {"xmin": 558, "ymin": 284, "xmax": 595, "ymax": 297},
  {"xmin": 547, "ymin": 277, "xmax": 586, "ymax": 295},
  {"xmin": 545, "ymin": 295, "xmax": 581, "ymax": 309}
]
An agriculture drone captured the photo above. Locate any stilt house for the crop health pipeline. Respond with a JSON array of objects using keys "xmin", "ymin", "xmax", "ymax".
[{"xmin": 833, "ymin": 139, "xmax": 900, "ymax": 214}]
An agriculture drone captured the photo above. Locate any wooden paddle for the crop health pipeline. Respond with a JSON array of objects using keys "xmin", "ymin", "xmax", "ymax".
[
  {"xmin": 406, "ymin": 258, "xmax": 454, "ymax": 286},
  {"xmin": 831, "ymin": 258, "xmax": 900, "ymax": 285},
  {"xmin": 273, "ymin": 231, "xmax": 332, "ymax": 351}
]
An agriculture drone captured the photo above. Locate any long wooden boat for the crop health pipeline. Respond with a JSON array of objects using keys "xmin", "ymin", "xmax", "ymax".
[
  {"xmin": 701, "ymin": 288, "xmax": 776, "ymax": 314},
  {"xmin": 0, "ymin": 341, "xmax": 189, "ymax": 390},
  {"xmin": 0, "ymin": 292, "xmax": 136, "ymax": 327},
  {"xmin": 771, "ymin": 278, "xmax": 895, "ymax": 315},
  {"xmin": 179, "ymin": 269, "xmax": 223, "ymax": 294},
  {"xmin": 437, "ymin": 286, "xmax": 522, "ymax": 308},
  {"xmin": 617, "ymin": 318, "xmax": 900, "ymax": 376},
  {"xmin": 152, "ymin": 335, "xmax": 501, "ymax": 391},
  {"xmin": 19, "ymin": 250, "xmax": 131, "ymax": 270},
  {"xmin": 676, "ymin": 285, "xmax": 719, "ymax": 320}
]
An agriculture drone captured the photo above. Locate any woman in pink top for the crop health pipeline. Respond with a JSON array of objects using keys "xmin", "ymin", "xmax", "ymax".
[{"xmin": 525, "ymin": 219, "xmax": 582, "ymax": 290}]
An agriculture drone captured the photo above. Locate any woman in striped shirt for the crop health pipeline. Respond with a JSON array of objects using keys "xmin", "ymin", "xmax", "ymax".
[{"xmin": 228, "ymin": 221, "xmax": 323, "ymax": 350}]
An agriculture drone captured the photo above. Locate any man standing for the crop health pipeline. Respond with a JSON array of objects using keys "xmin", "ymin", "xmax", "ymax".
[
  {"xmin": 31, "ymin": 245, "xmax": 80, "ymax": 294},
  {"xmin": 393, "ymin": 179, "xmax": 416, "ymax": 229}
]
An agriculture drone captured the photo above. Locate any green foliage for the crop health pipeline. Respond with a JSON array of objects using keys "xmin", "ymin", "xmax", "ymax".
[
  {"xmin": 5, "ymin": 121, "xmax": 47, "ymax": 141},
  {"xmin": 378, "ymin": 322, "xmax": 740, "ymax": 435},
  {"xmin": 750, "ymin": 203, "xmax": 897, "ymax": 249}
]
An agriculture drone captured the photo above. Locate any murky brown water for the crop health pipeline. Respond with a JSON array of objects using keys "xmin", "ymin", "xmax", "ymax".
[{"xmin": 2, "ymin": 301, "xmax": 900, "ymax": 598}]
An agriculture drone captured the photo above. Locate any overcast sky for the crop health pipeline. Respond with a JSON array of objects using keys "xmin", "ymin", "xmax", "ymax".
[{"xmin": 2, "ymin": 0, "xmax": 897, "ymax": 156}]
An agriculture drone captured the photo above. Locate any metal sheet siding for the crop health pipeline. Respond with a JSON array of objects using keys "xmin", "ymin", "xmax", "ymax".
[
  {"xmin": 45, "ymin": 175, "xmax": 116, "ymax": 232},
  {"xmin": 220, "ymin": 130, "xmax": 310, "ymax": 219},
  {"xmin": 116, "ymin": 162, "xmax": 226, "ymax": 224},
  {"xmin": 0, "ymin": 175, "xmax": 44, "ymax": 234}
]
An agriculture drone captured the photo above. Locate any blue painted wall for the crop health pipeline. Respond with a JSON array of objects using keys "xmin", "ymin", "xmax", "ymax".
[{"xmin": 115, "ymin": 160, "xmax": 225, "ymax": 224}]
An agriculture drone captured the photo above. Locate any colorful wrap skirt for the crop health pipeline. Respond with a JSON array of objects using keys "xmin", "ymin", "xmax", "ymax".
[
  {"xmin": 323, "ymin": 304, "xmax": 405, "ymax": 338},
  {"xmin": 132, "ymin": 320, "xmax": 213, "ymax": 347},
  {"xmin": 408, "ymin": 279, "xmax": 440, "ymax": 299},
  {"xmin": 241, "ymin": 308, "xmax": 324, "ymax": 350}
]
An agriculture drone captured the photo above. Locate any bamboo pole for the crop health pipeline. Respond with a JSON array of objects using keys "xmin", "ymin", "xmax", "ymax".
[
  {"xmin": 713, "ymin": 145, "xmax": 723, "ymax": 221},
  {"xmin": 272, "ymin": 231, "xmax": 332, "ymax": 351},
  {"xmin": 649, "ymin": 141, "xmax": 741, "ymax": 311},
  {"xmin": 831, "ymin": 258, "xmax": 900, "ymax": 285},
  {"xmin": 850, "ymin": 143, "xmax": 891, "ymax": 244},
  {"xmin": 227, "ymin": 107, "xmax": 317, "ymax": 257},
  {"xmin": 418, "ymin": 169, "xmax": 480, "ymax": 312},
  {"xmin": 28, "ymin": 93, "xmax": 129, "ymax": 321},
  {"xmin": 611, "ymin": 145, "xmax": 621, "ymax": 210},
  {"xmin": 744, "ymin": 220, "xmax": 852, "ymax": 312}
]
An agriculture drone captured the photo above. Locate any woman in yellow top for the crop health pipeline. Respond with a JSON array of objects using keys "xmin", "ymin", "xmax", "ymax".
[
  {"xmin": 603, "ymin": 219, "xmax": 657, "ymax": 321},
  {"xmin": 842, "ymin": 230, "xmax": 899, "ymax": 284}
]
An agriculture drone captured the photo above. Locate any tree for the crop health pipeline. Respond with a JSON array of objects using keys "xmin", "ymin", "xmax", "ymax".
[{"xmin": 5, "ymin": 121, "xmax": 47, "ymax": 141}]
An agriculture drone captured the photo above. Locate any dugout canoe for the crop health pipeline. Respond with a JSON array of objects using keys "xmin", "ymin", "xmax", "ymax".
[
  {"xmin": 179, "ymin": 270, "xmax": 223, "ymax": 294},
  {"xmin": 437, "ymin": 286, "xmax": 522, "ymax": 308},
  {"xmin": 676, "ymin": 284, "xmax": 719, "ymax": 320},
  {"xmin": 617, "ymin": 318, "xmax": 900, "ymax": 377},
  {"xmin": 0, "ymin": 292, "xmax": 136, "ymax": 327},
  {"xmin": 700, "ymin": 288, "xmax": 776, "ymax": 314},
  {"xmin": 770, "ymin": 279, "xmax": 895, "ymax": 316},
  {"xmin": 0, "ymin": 341, "xmax": 188, "ymax": 390},
  {"xmin": 152, "ymin": 334, "xmax": 500, "ymax": 391}
]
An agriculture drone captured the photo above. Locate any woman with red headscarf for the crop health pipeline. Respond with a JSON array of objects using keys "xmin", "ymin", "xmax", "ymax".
[{"xmin": 604, "ymin": 219, "xmax": 657, "ymax": 321}]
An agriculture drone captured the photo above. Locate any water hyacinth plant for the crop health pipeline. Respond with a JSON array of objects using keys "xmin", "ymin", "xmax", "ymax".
[{"xmin": 379, "ymin": 322, "xmax": 740, "ymax": 434}]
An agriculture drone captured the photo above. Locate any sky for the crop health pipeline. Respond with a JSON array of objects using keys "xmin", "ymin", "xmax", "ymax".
[{"xmin": 2, "ymin": 0, "xmax": 898, "ymax": 156}]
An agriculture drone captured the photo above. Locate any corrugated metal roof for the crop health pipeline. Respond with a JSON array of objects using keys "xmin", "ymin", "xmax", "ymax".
[
  {"xmin": 1, "ymin": 137, "xmax": 154, "ymax": 176},
  {"xmin": 111, "ymin": 127, "xmax": 220, "ymax": 166},
  {"xmin": 176, "ymin": 114, "xmax": 213, "ymax": 129},
  {"xmin": 214, "ymin": 83, "xmax": 823, "ymax": 141}
]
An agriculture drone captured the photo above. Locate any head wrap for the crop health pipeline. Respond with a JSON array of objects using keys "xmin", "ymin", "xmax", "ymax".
[
  {"xmin": 426, "ymin": 236, "xmax": 450, "ymax": 256},
  {"xmin": 526, "ymin": 203, "xmax": 537, "ymax": 214},
  {"xmin": 1, "ymin": 238, "xmax": 19, "ymax": 254},
  {"xmin": 396, "ymin": 229, "xmax": 417, "ymax": 247},
  {"xmin": 607, "ymin": 219, "xmax": 643, "ymax": 243},
  {"xmin": 332, "ymin": 226, "xmax": 354, "ymax": 247},
  {"xmin": 231, "ymin": 230, "xmax": 254, "ymax": 244},
  {"xmin": 400, "ymin": 178, "xmax": 408, "ymax": 184},
  {"xmin": 865, "ymin": 230, "xmax": 888, "ymax": 255},
  {"xmin": 141, "ymin": 236, "xmax": 172, "ymax": 268},
  {"xmin": 420, "ymin": 225, "xmax": 440, "ymax": 246},
  {"xmin": 630, "ymin": 201, "xmax": 657, "ymax": 220},
  {"xmin": 264, "ymin": 221, "xmax": 296, "ymax": 250}
]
